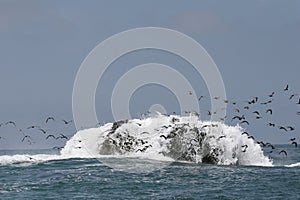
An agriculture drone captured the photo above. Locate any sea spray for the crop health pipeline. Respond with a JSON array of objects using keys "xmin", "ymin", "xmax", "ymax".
[{"xmin": 61, "ymin": 114, "xmax": 273, "ymax": 166}]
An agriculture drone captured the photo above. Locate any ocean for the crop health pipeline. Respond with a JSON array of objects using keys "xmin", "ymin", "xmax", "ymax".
[{"xmin": 0, "ymin": 115, "xmax": 299, "ymax": 199}]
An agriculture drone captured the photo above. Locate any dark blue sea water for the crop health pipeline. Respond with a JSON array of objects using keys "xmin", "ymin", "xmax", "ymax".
[{"xmin": 0, "ymin": 145, "xmax": 299, "ymax": 199}]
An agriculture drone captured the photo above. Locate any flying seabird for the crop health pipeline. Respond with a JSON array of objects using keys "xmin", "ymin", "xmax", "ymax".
[
  {"xmin": 287, "ymin": 126, "xmax": 295, "ymax": 131},
  {"xmin": 56, "ymin": 134, "xmax": 68, "ymax": 140},
  {"xmin": 46, "ymin": 134, "xmax": 56, "ymax": 140},
  {"xmin": 269, "ymin": 92, "xmax": 275, "ymax": 97},
  {"xmin": 22, "ymin": 135, "xmax": 32, "ymax": 142},
  {"xmin": 46, "ymin": 117, "xmax": 55, "ymax": 123},
  {"xmin": 248, "ymin": 136, "xmax": 255, "ymax": 140},
  {"xmin": 38, "ymin": 128, "xmax": 50, "ymax": 134},
  {"xmin": 279, "ymin": 150, "xmax": 287, "ymax": 156},
  {"xmin": 284, "ymin": 84, "xmax": 289, "ymax": 91},
  {"xmin": 234, "ymin": 109, "xmax": 240, "ymax": 113},
  {"xmin": 268, "ymin": 123, "xmax": 276, "ymax": 127},
  {"xmin": 241, "ymin": 120, "xmax": 250, "ymax": 125},
  {"xmin": 291, "ymin": 141, "xmax": 297, "ymax": 148},
  {"xmin": 5, "ymin": 121, "xmax": 16, "ymax": 127},
  {"xmin": 266, "ymin": 109, "xmax": 273, "ymax": 115},
  {"xmin": 290, "ymin": 138, "xmax": 296, "ymax": 141},
  {"xmin": 27, "ymin": 125, "xmax": 40, "ymax": 129},
  {"xmin": 278, "ymin": 126, "xmax": 288, "ymax": 132},
  {"xmin": 232, "ymin": 115, "xmax": 245, "ymax": 121},
  {"xmin": 244, "ymin": 106, "xmax": 250, "ymax": 110},
  {"xmin": 62, "ymin": 120, "xmax": 73, "ymax": 125},
  {"xmin": 253, "ymin": 111, "xmax": 260, "ymax": 115},
  {"xmin": 289, "ymin": 94, "xmax": 296, "ymax": 100},
  {"xmin": 241, "ymin": 145, "xmax": 248, "ymax": 152},
  {"xmin": 242, "ymin": 132, "xmax": 249, "ymax": 136}
]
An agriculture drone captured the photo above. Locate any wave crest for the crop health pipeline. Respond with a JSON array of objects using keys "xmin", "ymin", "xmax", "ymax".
[{"xmin": 61, "ymin": 114, "xmax": 272, "ymax": 166}]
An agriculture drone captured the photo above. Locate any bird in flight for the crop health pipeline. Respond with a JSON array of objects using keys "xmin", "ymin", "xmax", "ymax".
[
  {"xmin": 284, "ymin": 84, "xmax": 289, "ymax": 91},
  {"xmin": 46, "ymin": 134, "xmax": 56, "ymax": 140},
  {"xmin": 268, "ymin": 123, "xmax": 276, "ymax": 127},
  {"xmin": 5, "ymin": 121, "xmax": 16, "ymax": 127},
  {"xmin": 198, "ymin": 96, "xmax": 204, "ymax": 101},
  {"xmin": 38, "ymin": 128, "xmax": 50, "ymax": 134},
  {"xmin": 266, "ymin": 109, "xmax": 273, "ymax": 115},
  {"xmin": 46, "ymin": 117, "xmax": 55, "ymax": 123},
  {"xmin": 241, "ymin": 120, "xmax": 250, "ymax": 125},
  {"xmin": 291, "ymin": 141, "xmax": 297, "ymax": 148},
  {"xmin": 278, "ymin": 126, "xmax": 288, "ymax": 132},
  {"xmin": 56, "ymin": 134, "xmax": 68, "ymax": 140},
  {"xmin": 279, "ymin": 150, "xmax": 287, "ymax": 156},
  {"xmin": 241, "ymin": 145, "xmax": 248, "ymax": 152},
  {"xmin": 27, "ymin": 125, "xmax": 40, "ymax": 129},
  {"xmin": 21, "ymin": 135, "xmax": 32, "ymax": 142},
  {"xmin": 287, "ymin": 126, "xmax": 295, "ymax": 131},
  {"xmin": 268, "ymin": 92, "xmax": 275, "ymax": 97},
  {"xmin": 289, "ymin": 94, "xmax": 296, "ymax": 100},
  {"xmin": 253, "ymin": 111, "xmax": 260, "ymax": 115},
  {"xmin": 62, "ymin": 120, "xmax": 73, "ymax": 125}
]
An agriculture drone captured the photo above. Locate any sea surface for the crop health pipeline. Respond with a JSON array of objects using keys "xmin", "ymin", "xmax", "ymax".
[{"xmin": 0, "ymin": 145, "xmax": 299, "ymax": 200}]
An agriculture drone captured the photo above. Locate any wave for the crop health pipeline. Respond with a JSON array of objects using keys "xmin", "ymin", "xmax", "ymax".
[
  {"xmin": 60, "ymin": 114, "xmax": 272, "ymax": 166},
  {"xmin": 0, "ymin": 114, "xmax": 274, "ymax": 167},
  {"xmin": 285, "ymin": 162, "xmax": 300, "ymax": 167}
]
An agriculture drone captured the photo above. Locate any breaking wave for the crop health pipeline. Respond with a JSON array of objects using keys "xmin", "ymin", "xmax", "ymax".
[{"xmin": 61, "ymin": 114, "xmax": 272, "ymax": 166}]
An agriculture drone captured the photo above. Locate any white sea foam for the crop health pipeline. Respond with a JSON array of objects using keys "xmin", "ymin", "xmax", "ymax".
[
  {"xmin": 285, "ymin": 162, "xmax": 300, "ymax": 167},
  {"xmin": 61, "ymin": 114, "xmax": 272, "ymax": 166},
  {"xmin": 0, "ymin": 114, "xmax": 273, "ymax": 167}
]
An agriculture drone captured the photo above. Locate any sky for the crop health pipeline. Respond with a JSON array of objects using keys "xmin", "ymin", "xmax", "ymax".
[{"xmin": 0, "ymin": 0, "xmax": 300, "ymax": 149}]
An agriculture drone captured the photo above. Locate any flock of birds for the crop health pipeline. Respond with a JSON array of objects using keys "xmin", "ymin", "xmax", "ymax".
[
  {"xmin": 0, "ymin": 117, "xmax": 73, "ymax": 150},
  {"xmin": 188, "ymin": 84, "xmax": 299, "ymax": 157},
  {"xmin": 0, "ymin": 84, "xmax": 299, "ymax": 159}
]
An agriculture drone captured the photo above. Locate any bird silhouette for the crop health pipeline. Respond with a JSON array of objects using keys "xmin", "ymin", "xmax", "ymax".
[
  {"xmin": 56, "ymin": 134, "xmax": 68, "ymax": 140},
  {"xmin": 269, "ymin": 92, "xmax": 275, "ymax": 97},
  {"xmin": 248, "ymin": 136, "xmax": 255, "ymax": 140},
  {"xmin": 21, "ymin": 135, "xmax": 32, "ymax": 142},
  {"xmin": 46, "ymin": 117, "xmax": 55, "ymax": 123},
  {"xmin": 279, "ymin": 150, "xmax": 287, "ymax": 156},
  {"xmin": 5, "ymin": 121, "xmax": 16, "ymax": 127},
  {"xmin": 198, "ymin": 96, "xmax": 204, "ymax": 101},
  {"xmin": 62, "ymin": 120, "xmax": 73, "ymax": 125},
  {"xmin": 297, "ymin": 99, "xmax": 300, "ymax": 105},
  {"xmin": 253, "ymin": 111, "xmax": 260, "ymax": 115},
  {"xmin": 241, "ymin": 120, "xmax": 250, "ymax": 125},
  {"xmin": 242, "ymin": 132, "xmax": 249, "ymax": 136},
  {"xmin": 284, "ymin": 84, "xmax": 289, "ymax": 91},
  {"xmin": 27, "ymin": 125, "xmax": 40, "ymax": 129},
  {"xmin": 38, "ymin": 128, "xmax": 50, "ymax": 134},
  {"xmin": 289, "ymin": 94, "xmax": 296, "ymax": 100},
  {"xmin": 287, "ymin": 126, "xmax": 295, "ymax": 131},
  {"xmin": 291, "ymin": 141, "xmax": 297, "ymax": 148},
  {"xmin": 241, "ymin": 145, "xmax": 248, "ymax": 152},
  {"xmin": 46, "ymin": 134, "xmax": 56, "ymax": 140},
  {"xmin": 290, "ymin": 138, "xmax": 296, "ymax": 141},
  {"xmin": 278, "ymin": 126, "xmax": 288, "ymax": 132},
  {"xmin": 268, "ymin": 123, "xmax": 276, "ymax": 127},
  {"xmin": 266, "ymin": 109, "xmax": 273, "ymax": 115}
]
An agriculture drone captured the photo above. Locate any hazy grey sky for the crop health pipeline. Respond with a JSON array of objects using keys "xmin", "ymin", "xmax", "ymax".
[{"xmin": 0, "ymin": 0, "xmax": 299, "ymax": 149}]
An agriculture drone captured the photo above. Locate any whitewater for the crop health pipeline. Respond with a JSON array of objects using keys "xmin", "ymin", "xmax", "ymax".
[{"xmin": 0, "ymin": 114, "xmax": 299, "ymax": 168}]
